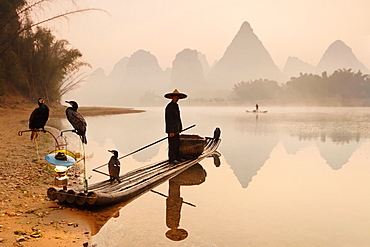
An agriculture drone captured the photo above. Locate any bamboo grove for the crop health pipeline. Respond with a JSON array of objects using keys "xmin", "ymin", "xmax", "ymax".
[{"xmin": 0, "ymin": 0, "xmax": 90, "ymax": 102}]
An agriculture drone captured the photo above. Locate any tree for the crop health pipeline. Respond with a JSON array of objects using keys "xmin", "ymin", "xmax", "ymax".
[
  {"xmin": 233, "ymin": 79, "xmax": 280, "ymax": 102},
  {"xmin": 282, "ymin": 69, "xmax": 370, "ymax": 105},
  {"xmin": 285, "ymin": 73, "xmax": 327, "ymax": 99},
  {"xmin": 328, "ymin": 69, "xmax": 370, "ymax": 99},
  {"xmin": 0, "ymin": 0, "xmax": 100, "ymax": 101},
  {"xmin": 17, "ymin": 27, "xmax": 90, "ymax": 101}
]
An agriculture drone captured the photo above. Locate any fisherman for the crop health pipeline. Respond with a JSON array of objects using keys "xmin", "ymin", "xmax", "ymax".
[
  {"xmin": 255, "ymin": 103, "xmax": 259, "ymax": 111},
  {"xmin": 164, "ymin": 89, "xmax": 187, "ymax": 165}
]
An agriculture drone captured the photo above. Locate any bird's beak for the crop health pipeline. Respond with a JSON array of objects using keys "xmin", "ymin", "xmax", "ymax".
[
  {"xmin": 108, "ymin": 150, "xmax": 113, "ymax": 153},
  {"xmin": 65, "ymin": 101, "xmax": 71, "ymax": 105}
]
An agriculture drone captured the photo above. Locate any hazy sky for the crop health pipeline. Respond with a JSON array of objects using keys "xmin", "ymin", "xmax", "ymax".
[{"xmin": 41, "ymin": 0, "xmax": 370, "ymax": 74}]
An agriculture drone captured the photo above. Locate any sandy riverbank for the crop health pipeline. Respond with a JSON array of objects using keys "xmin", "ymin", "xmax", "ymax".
[{"xmin": 0, "ymin": 97, "xmax": 144, "ymax": 247}]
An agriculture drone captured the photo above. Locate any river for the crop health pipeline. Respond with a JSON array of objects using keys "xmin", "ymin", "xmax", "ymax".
[{"xmin": 54, "ymin": 106, "xmax": 370, "ymax": 246}]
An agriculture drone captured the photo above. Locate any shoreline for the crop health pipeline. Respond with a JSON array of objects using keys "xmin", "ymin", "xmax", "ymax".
[{"xmin": 0, "ymin": 102, "xmax": 144, "ymax": 246}]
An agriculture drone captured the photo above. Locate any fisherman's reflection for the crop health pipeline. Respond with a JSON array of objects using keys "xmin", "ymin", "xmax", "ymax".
[{"xmin": 165, "ymin": 163, "xmax": 206, "ymax": 241}]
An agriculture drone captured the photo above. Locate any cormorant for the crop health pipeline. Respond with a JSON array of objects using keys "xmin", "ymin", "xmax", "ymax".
[
  {"xmin": 108, "ymin": 150, "xmax": 121, "ymax": 183},
  {"xmin": 29, "ymin": 98, "xmax": 49, "ymax": 140},
  {"xmin": 65, "ymin": 100, "xmax": 87, "ymax": 144}
]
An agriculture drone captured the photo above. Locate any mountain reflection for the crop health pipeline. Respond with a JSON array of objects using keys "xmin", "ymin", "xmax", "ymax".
[
  {"xmin": 48, "ymin": 107, "xmax": 370, "ymax": 190},
  {"xmin": 222, "ymin": 131, "xmax": 280, "ymax": 188},
  {"xmin": 220, "ymin": 108, "xmax": 370, "ymax": 188}
]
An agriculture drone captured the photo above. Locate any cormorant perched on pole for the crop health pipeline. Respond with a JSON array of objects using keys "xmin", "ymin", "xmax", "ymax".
[
  {"xmin": 65, "ymin": 100, "xmax": 87, "ymax": 144},
  {"xmin": 29, "ymin": 98, "xmax": 49, "ymax": 140},
  {"xmin": 108, "ymin": 150, "xmax": 121, "ymax": 183}
]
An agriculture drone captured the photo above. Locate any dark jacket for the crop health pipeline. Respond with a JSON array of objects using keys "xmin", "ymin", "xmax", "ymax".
[{"xmin": 165, "ymin": 101, "xmax": 182, "ymax": 133}]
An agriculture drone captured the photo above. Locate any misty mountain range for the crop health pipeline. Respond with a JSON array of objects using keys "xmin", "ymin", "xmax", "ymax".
[{"xmin": 69, "ymin": 21, "xmax": 369, "ymax": 106}]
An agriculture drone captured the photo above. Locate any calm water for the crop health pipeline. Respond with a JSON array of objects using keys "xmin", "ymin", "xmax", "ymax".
[{"xmin": 56, "ymin": 107, "xmax": 370, "ymax": 246}]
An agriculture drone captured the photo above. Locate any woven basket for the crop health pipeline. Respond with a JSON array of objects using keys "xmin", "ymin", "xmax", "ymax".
[{"xmin": 179, "ymin": 134, "xmax": 206, "ymax": 159}]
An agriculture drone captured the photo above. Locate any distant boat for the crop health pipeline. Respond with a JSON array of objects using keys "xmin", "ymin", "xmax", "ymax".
[{"xmin": 246, "ymin": 110, "xmax": 268, "ymax": 113}]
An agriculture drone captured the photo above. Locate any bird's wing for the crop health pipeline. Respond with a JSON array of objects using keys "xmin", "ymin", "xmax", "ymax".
[
  {"xmin": 66, "ymin": 109, "xmax": 87, "ymax": 132},
  {"xmin": 29, "ymin": 108, "xmax": 46, "ymax": 129},
  {"xmin": 40, "ymin": 105, "xmax": 49, "ymax": 126},
  {"xmin": 108, "ymin": 157, "xmax": 115, "ymax": 166},
  {"xmin": 29, "ymin": 108, "xmax": 38, "ymax": 128}
]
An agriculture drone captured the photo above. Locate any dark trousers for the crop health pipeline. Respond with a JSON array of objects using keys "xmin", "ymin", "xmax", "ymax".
[{"xmin": 168, "ymin": 134, "xmax": 180, "ymax": 163}]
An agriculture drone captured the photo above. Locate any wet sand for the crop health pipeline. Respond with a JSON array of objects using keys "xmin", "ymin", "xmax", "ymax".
[{"xmin": 0, "ymin": 97, "xmax": 143, "ymax": 246}]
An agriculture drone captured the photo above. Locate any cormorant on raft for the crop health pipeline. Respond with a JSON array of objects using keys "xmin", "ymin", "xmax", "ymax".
[
  {"xmin": 108, "ymin": 150, "xmax": 121, "ymax": 183},
  {"xmin": 65, "ymin": 100, "xmax": 87, "ymax": 144},
  {"xmin": 29, "ymin": 97, "xmax": 49, "ymax": 140}
]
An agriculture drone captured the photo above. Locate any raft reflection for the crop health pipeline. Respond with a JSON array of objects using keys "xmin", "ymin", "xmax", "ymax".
[{"xmin": 61, "ymin": 153, "xmax": 221, "ymax": 238}]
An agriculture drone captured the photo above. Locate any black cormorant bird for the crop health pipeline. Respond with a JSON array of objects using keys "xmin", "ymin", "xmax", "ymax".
[
  {"xmin": 65, "ymin": 100, "xmax": 87, "ymax": 144},
  {"xmin": 108, "ymin": 150, "xmax": 121, "ymax": 183},
  {"xmin": 29, "ymin": 98, "xmax": 49, "ymax": 140}
]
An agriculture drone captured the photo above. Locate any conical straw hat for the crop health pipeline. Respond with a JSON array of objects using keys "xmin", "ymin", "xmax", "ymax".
[{"xmin": 164, "ymin": 89, "xmax": 187, "ymax": 99}]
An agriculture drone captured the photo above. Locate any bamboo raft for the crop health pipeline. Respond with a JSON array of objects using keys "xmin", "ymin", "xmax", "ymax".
[{"xmin": 47, "ymin": 129, "xmax": 221, "ymax": 207}]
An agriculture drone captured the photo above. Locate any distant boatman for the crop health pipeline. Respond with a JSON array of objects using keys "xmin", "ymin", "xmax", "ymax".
[
  {"xmin": 164, "ymin": 89, "xmax": 187, "ymax": 165},
  {"xmin": 108, "ymin": 150, "xmax": 121, "ymax": 183}
]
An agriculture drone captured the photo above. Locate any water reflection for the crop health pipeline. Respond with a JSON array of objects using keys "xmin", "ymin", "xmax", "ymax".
[
  {"xmin": 85, "ymin": 201, "xmax": 129, "ymax": 236},
  {"xmin": 46, "ymin": 107, "xmax": 370, "ymax": 246},
  {"xmin": 165, "ymin": 163, "xmax": 206, "ymax": 241},
  {"xmin": 218, "ymin": 107, "xmax": 370, "ymax": 188},
  {"xmin": 56, "ymin": 160, "xmax": 219, "ymax": 244},
  {"xmin": 49, "ymin": 107, "xmax": 370, "ymax": 190}
]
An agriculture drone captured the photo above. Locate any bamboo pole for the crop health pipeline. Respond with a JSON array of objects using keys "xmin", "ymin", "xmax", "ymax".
[{"xmin": 92, "ymin": 124, "xmax": 196, "ymax": 173}]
